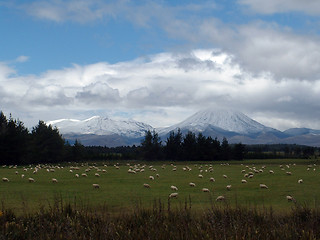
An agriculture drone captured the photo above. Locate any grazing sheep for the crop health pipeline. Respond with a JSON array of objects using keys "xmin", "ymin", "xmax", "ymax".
[
  {"xmin": 15, "ymin": 171, "xmax": 18, "ymax": 175},
  {"xmin": 28, "ymin": 178, "xmax": 35, "ymax": 183},
  {"xmin": 75, "ymin": 174, "xmax": 79, "ymax": 178},
  {"xmin": 81, "ymin": 173, "xmax": 87, "ymax": 177},
  {"xmin": 2, "ymin": 177, "xmax": 9, "ymax": 182},
  {"xmin": 169, "ymin": 192, "xmax": 178, "ymax": 198},
  {"xmin": 209, "ymin": 177, "xmax": 215, "ymax": 182},
  {"xmin": 52, "ymin": 178, "xmax": 58, "ymax": 183},
  {"xmin": 189, "ymin": 182, "xmax": 196, "ymax": 187},
  {"xmin": 269, "ymin": 170, "xmax": 274, "ymax": 174},
  {"xmin": 171, "ymin": 185, "xmax": 178, "ymax": 191},
  {"xmin": 198, "ymin": 174, "xmax": 203, "ymax": 178},
  {"xmin": 223, "ymin": 175, "xmax": 227, "ymax": 178},
  {"xmin": 260, "ymin": 184, "xmax": 268, "ymax": 189},
  {"xmin": 202, "ymin": 188, "xmax": 210, "ymax": 192},
  {"xmin": 95, "ymin": 173, "xmax": 100, "ymax": 177},
  {"xmin": 286, "ymin": 195, "xmax": 296, "ymax": 203},
  {"xmin": 241, "ymin": 179, "xmax": 247, "ymax": 183},
  {"xmin": 286, "ymin": 172, "xmax": 292, "ymax": 175},
  {"xmin": 226, "ymin": 185, "xmax": 232, "ymax": 191},
  {"xmin": 156, "ymin": 174, "xmax": 160, "ymax": 178},
  {"xmin": 149, "ymin": 176, "xmax": 154, "ymax": 180},
  {"xmin": 92, "ymin": 184, "xmax": 100, "ymax": 189},
  {"xmin": 143, "ymin": 183, "xmax": 151, "ymax": 188},
  {"xmin": 298, "ymin": 179, "xmax": 303, "ymax": 184},
  {"xmin": 21, "ymin": 174, "xmax": 24, "ymax": 178},
  {"xmin": 216, "ymin": 196, "xmax": 225, "ymax": 201}
]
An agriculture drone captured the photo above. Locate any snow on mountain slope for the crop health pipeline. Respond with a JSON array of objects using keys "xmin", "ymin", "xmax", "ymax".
[
  {"xmin": 159, "ymin": 108, "xmax": 277, "ymax": 135},
  {"xmin": 47, "ymin": 116, "xmax": 153, "ymax": 138}
]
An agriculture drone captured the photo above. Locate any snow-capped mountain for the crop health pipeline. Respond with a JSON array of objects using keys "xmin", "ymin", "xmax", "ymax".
[
  {"xmin": 47, "ymin": 116, "xmax": 153, "ymax": 138},
  {"xmin": 46, "ymin": 109, "xmax": 320, "ymax": 147},
  {"xmin": 158, "ymin": 108, "xmax": 281, "ymax": 137}
]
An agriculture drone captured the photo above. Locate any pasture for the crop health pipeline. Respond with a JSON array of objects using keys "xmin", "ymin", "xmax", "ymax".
[{"xmin": 0, "ymin": 159, "xmax": 320, "ymax": 214}]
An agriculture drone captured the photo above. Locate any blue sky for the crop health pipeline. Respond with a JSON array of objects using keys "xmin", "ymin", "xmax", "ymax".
[{"xmin": 1, "ymin": 0, "xmax": 320, "ymax": 130}]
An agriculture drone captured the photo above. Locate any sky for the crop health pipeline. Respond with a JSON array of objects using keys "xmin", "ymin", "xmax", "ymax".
[{"xmin": 1, "ymin": 0, "xmax": 320, "ymax": 131}]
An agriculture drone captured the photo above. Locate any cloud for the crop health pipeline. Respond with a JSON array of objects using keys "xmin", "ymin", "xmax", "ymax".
[
  {"xmin": 1, "ymin": 49, "xmax": 320, "ymax": 130},
  {"xmin": 76, "ymin": 81, "xmax": 121, "ymax": 104},
  {"xmin": 238, "ymin": 0, "xmax": 320, "ymax": 15},
  {"xmin": 15, "ymin": 56, "xmax": 29, "ymax": 63}
]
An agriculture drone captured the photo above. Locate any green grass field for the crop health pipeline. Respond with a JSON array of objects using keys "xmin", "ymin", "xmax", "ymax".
[{"xmin": 1, "ymin": 159, "xmax": 319, "ymax": 214}]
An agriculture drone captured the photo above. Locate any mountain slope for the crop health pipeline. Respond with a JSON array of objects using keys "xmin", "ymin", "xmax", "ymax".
[
  {"xmin": 158, "ymin": 108, "xmax": 283, "ymax": 138},
  {"xmin": 47, "ymin": 116, "xmax": 153, "ymax": 138}
]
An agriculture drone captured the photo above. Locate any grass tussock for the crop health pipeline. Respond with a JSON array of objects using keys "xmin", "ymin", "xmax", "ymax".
[{"xmin": 0, "ymin": 198, "xmax": 320, "ymax": 240}]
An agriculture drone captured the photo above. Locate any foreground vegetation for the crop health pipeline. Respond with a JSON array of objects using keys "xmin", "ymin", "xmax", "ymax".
[{"xmin": 1, "ymin": 200, "xmax": 320, "ymax": 239}]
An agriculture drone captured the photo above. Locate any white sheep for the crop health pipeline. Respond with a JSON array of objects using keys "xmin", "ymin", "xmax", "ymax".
[
  {"xmin": 52, "ymin": 178, "xmax": 58, "ymax": 183},
  {"xmin": 241, "ymin": 179, "xmax": 247, "ymax": 183},
  {"xmin": 28, "ymin": 178, "xmax": 35, "ymax": 183},
  {"xmin": 269, "ymin": 170, "xmax": 274, "ymax": 174},
  {"xmin": 216, "ymin": 195, "xmax": 225, "ymax": 201},
  {"xmin": 209, "ymin": 177, "xmax": 215, "ymax": 182},
  {"xmin": 2, "ymin": 177, "xmax": 9, "ymax": 182},
  {"xmin": 298, "ymin": 179, "xmax": 303, "ymax": 184},
  {"xmin": 95, "ymin": 173, "xmax": 100, "ymax": 177},
  {"xmin": 286, "ymin": 171, "xmax": 292, "ymax": 175},
  {"xmin": 259, "ymin": 184, "xmax": 268, "ymax": 189},
  {"xmin": 223, "ymin": 174, "xmax": 228, "ymax": 178},
  {"xmin": 92, "ymin": 184, "xmax": 100, "ymax": 189},
  {"xmin": 81, "ymin": 173, "xmax": 87, "ymax": 177},
  {"xmin": 149, "ymin": 176, "xmax": 154, "ymax": 180},
  {"xmin": 75, "ymin": 174, "xmax": 79, "ymax": 178},
  {"xmin": 189, "ymin": 182, "xmax": 196, "ymax": 187},
  {"xmin": 143, "ymin": 183, "xmax": 150, "ymax": 188},
  {"xmin": 226, "ymin": 185, "xmax": 232, "ymax": 190},
  {"xmin": 286, "ymin": 195, "xmax": 296, "ymax": 203},
  {"xmin": 202, "ymin": 188, "xmax": 210, "ymax": 192},
  {"xmin": 198, "ymin": 174, "xmax": 203, "ymax": 178},
  {"xmin": 169, "ymin": 192, "xmax": 178, "ymax": 198},
  {"xmin": 171, "ymin": 185, "xmax": 178, "ymax": 191}
]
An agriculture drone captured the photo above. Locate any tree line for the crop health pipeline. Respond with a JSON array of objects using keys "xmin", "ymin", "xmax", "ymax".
[
  {"xmin": 0, "ymin": 112, "xmax": 86, "ymax": 165},
  {"xmin": 0, "ymin": 111, "xmax": 318, "ymax": 165}
]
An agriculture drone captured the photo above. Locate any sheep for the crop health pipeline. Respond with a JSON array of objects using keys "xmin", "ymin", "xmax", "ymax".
[
  {"xmin": 209, "ymin": 177, "xmax": 215, "ymax": 182},
  {"xmin": 171, "ymin": 185, "xmax": 178, "ymax": 191},
  {"xmin": 15, "ymin": 171, "xmax": 18, "ymax": 175},
  {"xmin": 21, "ymin": 174, "xmax": 24, "ymax": 178},
  {"xmin": 92, "ymin": 184, "xmax": 100, "ymax": 189},
  {"xmin": 169, "ymin": 192, "xmax": 178, "ymax": 199},
  {"xmin": 156, "ymin": 174, "xmax": 160, "ymax": 178},
  {"xmin": 189, "ymin": 182, "xmax": 196, "ymax": 187},
  {"xmin": 143, "ymin": 183, "xmax": 150, "ymax": 188},
  {"xmin": 95, "ymin": 173, "xmax": 100, "ymax": 177},
  {"xmin": 260, "ymin": 184, "xmax": 268, "ymax": 189},
  {"xmin": 223, "ymin": 174, "xmax": 228, "ymax": 178},
  {"xmin": 2, "ymin": 177, "xmax": 9, "ymax": 182},
  {"xmin": 75, "ymin": 174, "xmax": 79, "ymax": 178},
  {"xmin": 202, "ymin": 188, "xmax": 210, "ymax": 192},
  {"xmin": 241, "ymin": 179, "xmax": 247, "ymax": 184},
  {"xmin": 28, "ymin": 178, "xmax": 35, "ymax": 183},
  {"xmin": 198, "ymin": 174, "xmax": 203, "ymax": 178},
  {"xmin": 216, "ymin": 195, "xmax": 225, "ymax": 201},
  {"xmin": 81, "ymin": 173, "xmax": 87, "ymax": 177},
  {"xmin": 52, "ymin": 178, "xmax": 58, "ymax": 183},
  {"xmin": 286, "ymin": 195, "xmax": 296, "ymax": 203},
  {"xmin": 269, "ymin": 170, "xmax": 274, "ymax": 174},
  {"xmin": 286, "ymin": 172, "xmax": 292, "ymax": 175},
  {"xmin": 226, "ymin": 185, "xmax": 232, "ymax": 191},
  {"xmin": 298, "ymin": 179, "xmax": 303, "ymax": 184}
]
